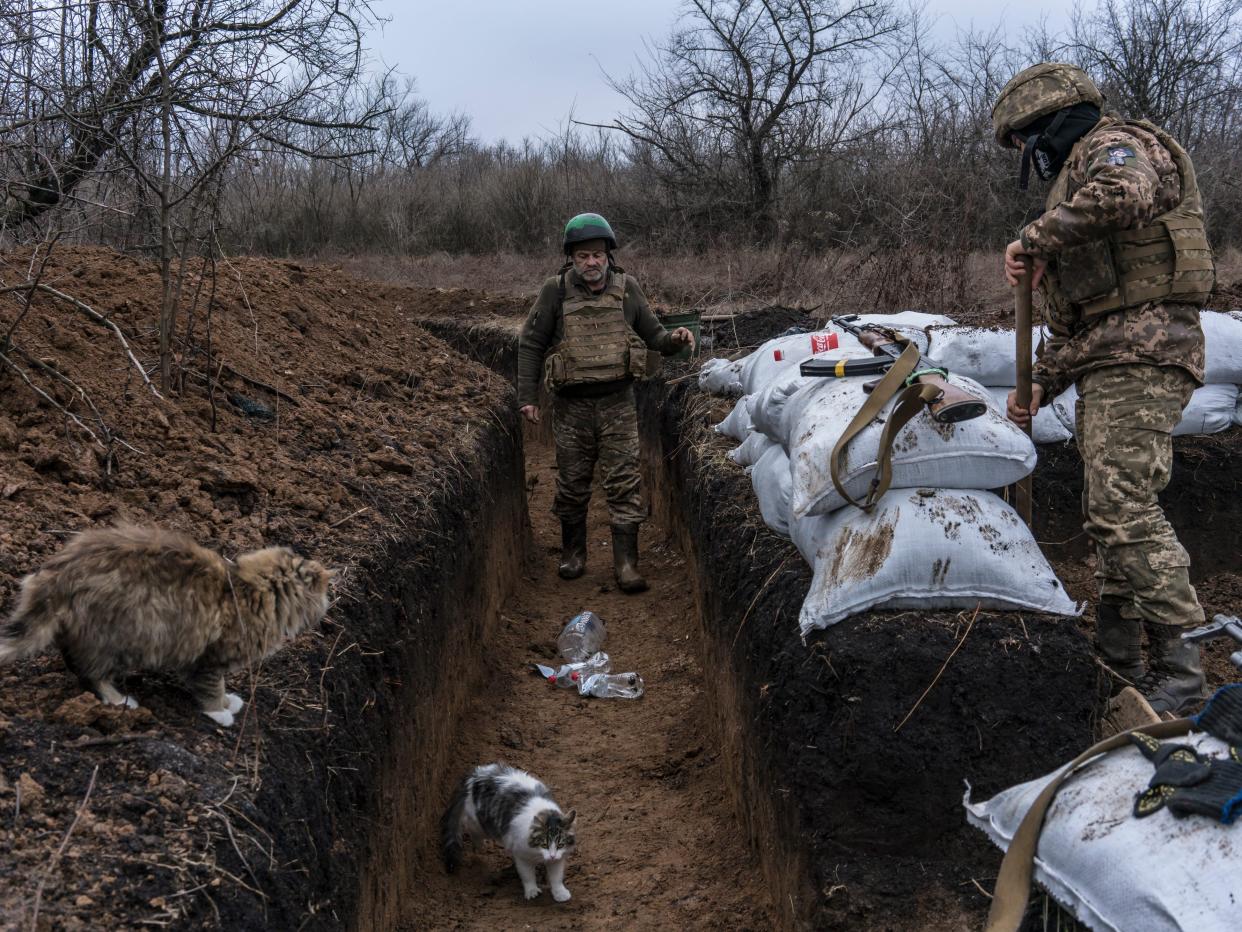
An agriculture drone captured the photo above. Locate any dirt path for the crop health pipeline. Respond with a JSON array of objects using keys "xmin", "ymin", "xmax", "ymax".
[{"xmin": 403, "ymin": 437, "xmax": 775, "ymax": 930}]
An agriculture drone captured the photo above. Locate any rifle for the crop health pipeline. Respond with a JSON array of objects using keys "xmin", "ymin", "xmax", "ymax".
[
  {"xmin": 800, "ymin": 314, "xmax": 987, "ymax": 424},
  {"xmin": 799, "ymin": 314, "xmax": 988, "ymax": 511}
]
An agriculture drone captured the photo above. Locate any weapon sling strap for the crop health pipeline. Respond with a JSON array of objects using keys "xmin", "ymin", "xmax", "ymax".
[
  {"xmin": 830, "ymin": 340, "xmax": 942, "ymax": 511},
  {"xmin": 985, "ymin": 717, "xmax": 1194, "ymax": 932}
]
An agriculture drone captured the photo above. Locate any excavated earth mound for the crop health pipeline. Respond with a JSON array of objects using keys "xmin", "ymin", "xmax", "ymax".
[{"xmin": 0, "ymin": 247, "xmax": 522, "ymax": 929}]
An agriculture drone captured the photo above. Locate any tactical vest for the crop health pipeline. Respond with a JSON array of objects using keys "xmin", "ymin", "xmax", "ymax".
[
  {"xmin": 1042, "ymin": 118, "xmax": 1214, "ymax": 320},
  {"xmin": 543, "ymin": 271, "xmax": 647, "ymax": 391}
]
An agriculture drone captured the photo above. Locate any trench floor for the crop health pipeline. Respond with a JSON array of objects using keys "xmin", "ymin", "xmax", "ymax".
[{"xmin": 403, "ymin": 438, "xmax": 775, "ymax": 930}]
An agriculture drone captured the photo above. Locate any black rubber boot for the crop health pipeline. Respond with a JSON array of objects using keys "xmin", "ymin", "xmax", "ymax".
[
  {"xmin": 610, "ymin": 523, "xmax": 648, "ymax": 594},
  {"xmin": 1140, "ymin": 622, "xmax": 1207, "ymax": 715},
  {"xmin": 557, "ymin": 520, "xmax": 587, "ymax": 580},
  {"xmin": 1095, "ymin": 601, "xmax": 1144, "ymax": 685}
]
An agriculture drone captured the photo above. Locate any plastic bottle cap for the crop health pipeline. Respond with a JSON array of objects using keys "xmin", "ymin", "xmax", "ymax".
[
  {"xmin": 571, "ymin": 672, "xmax": 579, "ymax": 681},
  {"xmin": 547, "ymin": 675, "xmax": 556, "ymax": 683}
]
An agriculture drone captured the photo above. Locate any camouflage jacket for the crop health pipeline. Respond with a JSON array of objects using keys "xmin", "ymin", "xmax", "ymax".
[
  {"xmin": 516, "ymin": 268, "xmax": 676, "ymax": 407},
  {"xmin": 1020, "ymin": 119, "xmax": 1206, "ymax": 398}
]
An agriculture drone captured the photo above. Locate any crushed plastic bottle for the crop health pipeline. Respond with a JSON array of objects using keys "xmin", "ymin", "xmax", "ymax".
[
  {"xmin": 547, "ymin": 652, "xmax": 611, "ymax": 688},
  {"xmin": 578, "ymin": 672, "xmax": 644, "ymax": 699},
  {"xmin": 557, "ymin": 611, "xmax": 607, "ymax": 663}
]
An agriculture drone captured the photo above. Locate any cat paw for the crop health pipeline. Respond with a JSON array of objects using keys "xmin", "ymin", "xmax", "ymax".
[
  {"xmin": 522, "ymin": 886, "xmax": 541, "ymax": 901},
  {"xmin": 225, "ymin": 693, "xmax": 245, "ymax": 715},
  {"xmin": 551, "ymin": 886, "xmax": 572, "ymax": 903},
  {"xmin": 204, "ymin": 707, "xmax": 235, "ymax": 727}
]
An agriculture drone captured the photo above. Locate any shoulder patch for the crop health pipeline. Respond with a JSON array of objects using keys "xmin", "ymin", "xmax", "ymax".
[{"xmin": 1107, "ymin": 146, "xmax": 1137, "ymax": 166}]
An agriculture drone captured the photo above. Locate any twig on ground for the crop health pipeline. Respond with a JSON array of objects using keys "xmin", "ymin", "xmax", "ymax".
[
  {"xmin": 29, "ymin": 764, "xmax": 99, "ymax": 930},
  {"xmin": 329, "ymin": 506, "xmax": 370, "ymax": 529},
  {"xmin": 31, "ymin": 283, "xmax": 162, "ymax": 399},
  {"xmin": 894, "ymin": 604, "xmax": 981, "ymax": 733},
  {"xmin": 0, "ymin": 347, "xmax": 103, "ymax": 449},
  {"xmin": 65, "ymin": 732, "xmax": 162, "ymax": 749}
]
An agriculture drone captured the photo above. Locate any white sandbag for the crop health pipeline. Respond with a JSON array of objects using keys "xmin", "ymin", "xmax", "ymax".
[
  {"xmin": 1047, "ymin": 384, "xmax": 1079, "ymax": 436},
  {"xmin": 925, "ymin": 325, "xmax": 1041, "ymax": 387},
  {"xmin": 781, "ymin": 374, "xmax": 1037, "ymax": 518},
  {"xmin": 748, "ymin": 368, "xmax": 813, "ymax": 444},
  {"xmin": 965, "ymin": 729, "xmax": 1240, "ymax": 932},
  {"xmin": 728, "ymin": 431, "xmax": 775, "ymax": 467},
  {"xmin": 853, "ymin": 310, "xmax": 957, "ymax": 328},
  {"xmin": 1202, "ymin": 310, "xmax": 1242, "ymax": 384},
  {"xmin": 748, "ymin": 445, "xmax": 793, "ymax": 538},
  {"xmin": 1048, "ymin": 383, "xmax": 1238, "ymax": 437},
  {"xmin": 986, "ymin": 388, "xmax": 1073, "ymax": 444},
  {"xmin": 714, "ymin": 395, "xmax": 754, "ymax": 441},
  {"xmin": 698, "ymin": 357, "xmax": 745, "ymax": 396},
  {"xmin": 739, "ymin": 319, "xmax": 939, "ymax": 396},
  {"xmin": 791, "ymin": 488, "xmax": 1079, "ymax": 633},
  {"xmin": 1235, "ymin": 390, "xmax": 1242, "ymax": 427},
  {"xmin": 1173, "ymin": 383, "xmax": 1238, "ymax": 436}
]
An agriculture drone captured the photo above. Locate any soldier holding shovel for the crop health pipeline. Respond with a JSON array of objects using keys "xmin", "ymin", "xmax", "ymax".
[{"xmin": 994, "ymin": 63, "xmax": 1216, "ymax": 714}]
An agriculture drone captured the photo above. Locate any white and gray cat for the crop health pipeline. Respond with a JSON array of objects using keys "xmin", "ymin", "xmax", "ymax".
[{"xmin": 441, "ymin": 763, "xmax": 577, "ymax": 902}]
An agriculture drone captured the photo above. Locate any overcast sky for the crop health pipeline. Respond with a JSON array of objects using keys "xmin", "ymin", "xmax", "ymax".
[{"xmin": 368, "ymin": 1, "xmax": 1075, "ymax": 144}]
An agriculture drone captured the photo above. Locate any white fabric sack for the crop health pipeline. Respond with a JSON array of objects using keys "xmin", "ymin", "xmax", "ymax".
[
  {"xmin": 748, "ymin": 368, "xmax": 815, "ymax": 444},
  {"xmin": 965, "ymin": 730, "xmax": 1240, "ymax": 932},
  {"xmin": 986, "ymin": 387, "xmax": 1073, "ymax": 444},
  {"xmin": 925, "ymin": 326, "xmax": 1041, "ymax": 387},
  {"xmin": 748, "ymin": 445, "xmax": 793, "ymax": 538},
  {"xmin": 781, "ymin": 374, "xmax": 1037, "ymax": 518},
  {"xmin": 1173, "ymin": 383, "xmax": 1238, "ymax": 436},
  {"xmin": 1202, "ymin": 310, "xmax": 1242, "ymax": 384},
  {"xmin": 1235, "ymin": 389, "xmax": 1242, "ymax": 427},
  {"xmin": 728, "ymin": 431, "xmax": 774, "ymax": 467},
  {"xmin": 738, "ymin": 315, "xmax": 947, "ymax": 396},
  {"xmin": 791, "ymin": 488, "xmax": 1079, "ymax": 633},
  {"xmin": 1048, "ymin": 384, "xmax": 1080, "ymax": 436},
  {"xmin": 698, "ymin": 357, "xmax": 745, "ymax": 396},
  {"xmin": 715, "ymin": 395, "xmax": 754, "ymax": 441}
]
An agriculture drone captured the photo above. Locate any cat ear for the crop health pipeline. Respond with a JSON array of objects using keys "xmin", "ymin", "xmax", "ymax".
[{"xmin": 563, "ymin": 809, "xmax": 576, "ymax": 827}]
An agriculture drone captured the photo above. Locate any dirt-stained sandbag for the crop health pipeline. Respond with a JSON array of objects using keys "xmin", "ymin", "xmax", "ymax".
[
  {"xmin": 699, "ymin": 357, "xmax": 745, "ymax": 396},
  {"xmin": 715, "ymin": 395, "xmax": 754, "ymax": 441},
  {"xmin": 1202, "ymin": 310, "xmax": 1242, "ymax": 384},
  {"xmin": 986, "ymin": 387, "xmax": 1073, "ymax": 444},
  {"xmin": 1045, "ymin": 383, "xmax": 1238, "ymax": 437},
  {"xmin": 773, "ymin": 374, "xmax": 1036, "ymax": 517},
  {"xmin": 966, "ymin": 728, "xmax": 1241, "ymax": 932},
  {"xmin": 790, "ymin": 488, "xmax": 1079, "ymax": 633},
  {"xmin": 925, "ymin": 325, "xmax": 1042, "ymax": 387},
  {"xmin": 728, "ymin": 431, "xmax": 775, "ymax": 467},
  {"xmin": 748, "ymin": 444, "xmax": 793, "ymax": 538}
]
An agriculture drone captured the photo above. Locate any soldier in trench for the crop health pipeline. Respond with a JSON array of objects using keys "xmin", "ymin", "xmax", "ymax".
[
  {"xmin": 516, "ymin": 213, "xmax": 695, "ymax": 593},
  {"xmin": 995, "ymin": 63, "xmax": 1215, "ymax": 714}
]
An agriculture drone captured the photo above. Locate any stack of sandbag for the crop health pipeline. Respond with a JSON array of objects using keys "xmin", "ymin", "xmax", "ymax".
[
  {"xmin": 703, "ymin": 312, "xmax": 1077, "ymax": 632},
  {"xmin": 930, "ymin": 310, "xmax": 1242, "ymax": 441}
]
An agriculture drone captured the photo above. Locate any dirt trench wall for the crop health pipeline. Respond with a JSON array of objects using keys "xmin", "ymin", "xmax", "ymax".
[
  {"xmin": 252, "ymin": 404, "xmax": 527, "ymax": 929},
  {"xmin": 636, "ymin": 380, "xmax": 1103, "ymax": 930}
]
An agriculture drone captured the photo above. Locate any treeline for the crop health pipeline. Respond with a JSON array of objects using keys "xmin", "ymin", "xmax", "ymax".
[{"xmin": 3, "ymin": 0, "xmax": 1241, "ymax": 266}]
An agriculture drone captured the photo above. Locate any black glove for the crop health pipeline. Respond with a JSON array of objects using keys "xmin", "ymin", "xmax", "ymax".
[
  {"xmin": 1194, "ymin": 683, "xmax": 1242, "ymax": 746},
  {"xmin": 1132, "ymin": 732, "xmax": 1242, "ymax": 822}
]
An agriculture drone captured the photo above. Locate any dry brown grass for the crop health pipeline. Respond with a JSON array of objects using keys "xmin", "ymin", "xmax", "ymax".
[{"xmin": 336, "ymin": 246, "xmax": 1242, "ymax": 327}]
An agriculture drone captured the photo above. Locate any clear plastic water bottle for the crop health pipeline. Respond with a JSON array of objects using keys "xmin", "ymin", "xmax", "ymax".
[
  {"xmin": 557, "ymin": 611, "xmax": 607, "ymax": 663},
  {"xmin": 579, "ymin": 672, "xmax": 644, "ymax": 699},
  {"xmin": 548, "ymin": 652, "xmax": 611, "ymax": 688}
]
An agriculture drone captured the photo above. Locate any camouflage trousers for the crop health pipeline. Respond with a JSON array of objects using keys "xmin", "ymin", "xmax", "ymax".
[
  {"xmin": 551, "ymin": 387, "xmax": 646, "ymax": 525},
  {"xmin": 1075, "ymin": 363, "xmax": 1204, "ymax": 628}
]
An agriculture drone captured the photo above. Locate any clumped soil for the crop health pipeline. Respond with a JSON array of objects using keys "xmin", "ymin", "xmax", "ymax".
[{"xmin": 0, "ymin": 246, "xmax": 512, "ymax": 928}]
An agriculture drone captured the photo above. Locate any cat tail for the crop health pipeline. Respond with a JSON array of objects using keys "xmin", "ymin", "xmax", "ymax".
[
  {"xmin": 0, "ymin": 572, "xmax": 60, "ymax": 665},
  {"xmin": 440, "ymin": 776, "xmax": 470, "ymax": 874}
]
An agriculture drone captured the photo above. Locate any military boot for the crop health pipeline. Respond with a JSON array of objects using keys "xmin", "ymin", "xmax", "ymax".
[
  {"xmin": 1095, "ymin": 601, "xmax": 1144, "ymax": 686},
  {"xmin": 558, "ymin": 520, "xmax": 587, "ymax": 580},
  {"xmin": 610, "ymin": 523, "xmax": 648, "ymax": 594},
  {"xmin": 1139, "ymin": 622, "xmax": 1207, "ymax": 716}
]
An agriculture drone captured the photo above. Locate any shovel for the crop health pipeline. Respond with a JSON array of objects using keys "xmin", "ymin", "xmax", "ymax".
[{"xmin": 1013, "ymin": 258, "xmax": 1034, "ymax": 526}]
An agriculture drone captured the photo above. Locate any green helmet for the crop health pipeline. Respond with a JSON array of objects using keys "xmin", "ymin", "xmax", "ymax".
[
  {"xmin": 992, "ymin": 63, "xmax": 1104, "ymax": 149},
  {"xmin": 563, "ymin": 213, "xmax": 617, "ymax": 253}
]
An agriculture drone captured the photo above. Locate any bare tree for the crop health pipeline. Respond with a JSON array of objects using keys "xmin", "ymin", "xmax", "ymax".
[{"xmin": 595, "ymin": 0, "xmax": 904, "ymax": 239}]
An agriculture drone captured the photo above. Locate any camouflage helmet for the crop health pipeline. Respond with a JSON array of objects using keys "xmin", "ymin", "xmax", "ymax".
[
  {"xmin": 563, "ymin": 213, "xmax": 617, "ymax": 253},
  {"xmin": 992, "ymin": 63, "xmax": 1104, "ymax": 149}
]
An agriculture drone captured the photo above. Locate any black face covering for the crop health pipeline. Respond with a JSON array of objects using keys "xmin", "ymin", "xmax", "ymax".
[{"xmin": 1017, "ymin": 102, "xmax": 1102, "ymax": 189}]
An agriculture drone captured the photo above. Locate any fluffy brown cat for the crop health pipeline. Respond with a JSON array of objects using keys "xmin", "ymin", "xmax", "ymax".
[{"xmin": 0, "ymin": 525, "xmax": 333, "ymax": 726}]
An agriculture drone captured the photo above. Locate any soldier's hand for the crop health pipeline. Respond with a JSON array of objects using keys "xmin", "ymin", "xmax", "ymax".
[
  {"xmin": 670, "ymin": 327, "xmax": 696, "ymax": 351},
  {"xmin": 520, "ymin": 405, "xmax": 541, "ymax": 425},
  {"xmin": 1004, "ymin": 240, "xmax": 1047, "ymax": 289},
  {"xmin": 1006, "ymin": 384, "xmax": 1044, "ymax": 427}
]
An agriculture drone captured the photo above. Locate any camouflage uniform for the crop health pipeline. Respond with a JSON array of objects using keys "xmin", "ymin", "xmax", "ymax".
[
  {"xmin": 1021, "ymin": 117, "xmax": 1212, "ymax": 631},
  {"xmin": 517, "ymin": 267, "xmax": 677, "ymax": 526}
]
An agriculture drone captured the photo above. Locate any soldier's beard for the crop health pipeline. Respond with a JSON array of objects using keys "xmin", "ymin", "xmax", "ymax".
[{"xmin": 576, "ymin": 262, "xmax": 608, "ymax": 287}]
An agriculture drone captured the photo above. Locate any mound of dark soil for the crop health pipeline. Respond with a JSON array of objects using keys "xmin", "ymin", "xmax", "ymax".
[{"xmin": 0, "ymin": 246, "xmax": 514, "ymax": 928}]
